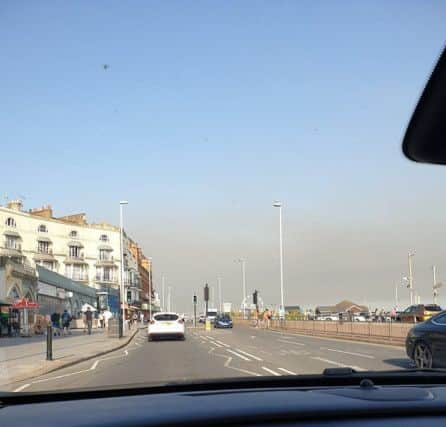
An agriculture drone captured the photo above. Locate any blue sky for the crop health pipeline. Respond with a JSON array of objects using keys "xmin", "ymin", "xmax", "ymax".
[{"xmin": 2, "ymin": 1, "xmax": 446, "ymax": 312}]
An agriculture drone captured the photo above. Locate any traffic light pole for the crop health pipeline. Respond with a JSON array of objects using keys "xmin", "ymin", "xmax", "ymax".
[{"xmin": 193, "ymin": 294, "xmax": 197, "ymax": 327}]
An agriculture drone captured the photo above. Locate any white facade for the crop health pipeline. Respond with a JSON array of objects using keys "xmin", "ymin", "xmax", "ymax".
[{"xmin": 0, "ymin": 203, "xmax": 122, "ymax": 292}]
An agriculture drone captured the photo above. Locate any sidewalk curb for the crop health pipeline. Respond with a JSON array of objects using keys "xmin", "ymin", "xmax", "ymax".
[{"xmin": 4, "ymin": 327, "xmax": 141, "ymax": 387}]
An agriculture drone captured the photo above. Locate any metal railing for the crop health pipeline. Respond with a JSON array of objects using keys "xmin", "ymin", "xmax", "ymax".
[{"xmin": 4, "ymin": 241, "xmax": 21, "ymax": 251}]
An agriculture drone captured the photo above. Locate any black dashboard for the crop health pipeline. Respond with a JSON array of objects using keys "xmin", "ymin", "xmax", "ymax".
[{"xmin": 3, "ymin": 383, "xmax": 446, "ymax": 426}]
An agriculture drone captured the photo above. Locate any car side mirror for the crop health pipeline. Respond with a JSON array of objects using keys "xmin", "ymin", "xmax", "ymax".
[{"xmin": 402, "ymin": 47, "xmax": 446, "ymax": 164}]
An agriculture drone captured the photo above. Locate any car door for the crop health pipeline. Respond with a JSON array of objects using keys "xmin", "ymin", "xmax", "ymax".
[{"xmin": 428, "ymin": 313, "xmax": 446, "ymax": 366}]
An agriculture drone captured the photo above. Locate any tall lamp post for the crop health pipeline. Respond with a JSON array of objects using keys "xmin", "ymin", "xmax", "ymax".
[
  {"xmin": 236, "ymin": 259, "xmax": 246, "ymax": 318},
  {"xmin": 273, "ymin": 201, "xmax": 285, "ymax": 318},
  {"xmin": 119, "ymin": 200, "xmax": 128, "ymax": 338}
]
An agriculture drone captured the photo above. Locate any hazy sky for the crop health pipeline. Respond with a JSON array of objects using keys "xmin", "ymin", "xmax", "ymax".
[{"xmin": 2, "ymin": 1, "xmax": 446, "ymax": 312}]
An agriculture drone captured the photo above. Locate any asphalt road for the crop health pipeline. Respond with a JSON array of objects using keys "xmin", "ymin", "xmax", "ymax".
[{"xmin": 6, "ymin": 325, "xmax": 412, "ymax": 393}]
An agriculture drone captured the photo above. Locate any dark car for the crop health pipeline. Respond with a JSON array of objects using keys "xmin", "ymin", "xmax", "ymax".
[
  {"xmin": 214, "ymin": 315, "xmax": 233, "ymax": 329},
  {"xmin": 406, "ymin": 310, "xmax": 446, "ymax": 368}
]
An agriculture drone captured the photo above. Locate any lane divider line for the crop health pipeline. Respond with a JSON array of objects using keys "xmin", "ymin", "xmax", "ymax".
[
  {"xmin": 235, "ymin": 348, "xmax": 263, "ymax": 361},
  {"xmin": 226, "ymin": 349, "xmax": 251, "ymax": 361},
  {"xmin": 311, "ymin": 356, "xmax": 365, "ymax": 371},
  {"xmin": 215, "ymin": 340, "xmax": 230, "ymax": 348},
  {"xmin": 261, "ymin": 366, "xmax": 281, "ymax": 376},
  {"xmin": 278, "ymin": 367, "xmax": 297, "ymax": 375},
  {"xmin": 277, "ymin": 339, "xmax": 305, "ymax": 346},
  {"xmin": 319, "ymin": 347, "xmax": 375, "ymax": 359}
]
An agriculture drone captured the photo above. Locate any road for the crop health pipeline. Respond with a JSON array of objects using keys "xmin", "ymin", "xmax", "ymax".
[{"xmin": 7, "ymin": 325, "xmax": 412, "ymax": 393}]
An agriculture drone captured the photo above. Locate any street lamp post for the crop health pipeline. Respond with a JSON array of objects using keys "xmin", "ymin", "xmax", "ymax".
[
  {"xmin": 408, "ymin": 252, "xmax": 414, "ymax": 305},
  {"xmin": 161, "ymin": 275, "xmax": 165, "ymax": 311},
  {"xmin": 236, "ymin": 259, "xmax": 247, "ymax": 318},
  {"xmin": 217, "ymin": 277, "xmax": 222, "ymax": 312},
  {"xmin": 273, "ymin": 201, "xmax": 285, "ymax": 317},
  {"xmin": 119, "ymin": 200, "xmax": 128, "ymax": 338}
]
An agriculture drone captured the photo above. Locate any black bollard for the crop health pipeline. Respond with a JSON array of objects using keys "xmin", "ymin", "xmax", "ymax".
[{"xmin": 46, "ymin": 324, "xmax": 53, "ymax": 361}]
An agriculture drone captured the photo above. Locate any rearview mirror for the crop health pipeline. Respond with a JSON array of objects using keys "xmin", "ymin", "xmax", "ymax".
[{"xmin": 402, "ymin": 47, "xmax": 446, "ymax": 165}]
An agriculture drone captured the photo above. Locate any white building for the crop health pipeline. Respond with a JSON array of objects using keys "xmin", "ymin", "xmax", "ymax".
[{"xmin": 0, "ymin": 201, "xmax": 128, "ymax": 298}]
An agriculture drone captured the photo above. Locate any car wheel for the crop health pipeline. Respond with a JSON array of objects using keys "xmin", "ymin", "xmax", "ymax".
[{"xmin": 413, "ymin": 341, "xmax": 433, "ymax": 368}]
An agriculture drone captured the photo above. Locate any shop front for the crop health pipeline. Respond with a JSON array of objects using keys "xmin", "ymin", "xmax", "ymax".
[{"xmin": 36, "ymin": 266, "xmax": 97, "ymax": 320}]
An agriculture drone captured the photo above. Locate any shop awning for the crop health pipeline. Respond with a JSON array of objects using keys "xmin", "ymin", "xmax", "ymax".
[{"xmin": 12, "ymin": 298, "xmax": 39, "ymax": 309}]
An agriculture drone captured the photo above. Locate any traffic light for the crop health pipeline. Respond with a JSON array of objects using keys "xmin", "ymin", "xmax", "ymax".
[
  {"xmin": 253, "ymin": 290, "xmax": 258, "ymax": 306},
  {"xmin": 127, "ymin": 290, "xmax": 132, "ymax": 303},
  {"xmin": 204, "ymin": 284, "xmax": 209, "ymax": 302},
  {"xmin": 193, "ymin": 294, "xmax": 197, "ymax": 304}
]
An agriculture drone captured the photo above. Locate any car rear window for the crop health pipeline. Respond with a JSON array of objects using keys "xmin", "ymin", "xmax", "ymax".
[
  {"xmin": 425, "ymin": 305, "xmax": 442, "ymax": 311},
  {"xmin": 154, "ymin": 314, "xmax": 179, "ymax": 321}
]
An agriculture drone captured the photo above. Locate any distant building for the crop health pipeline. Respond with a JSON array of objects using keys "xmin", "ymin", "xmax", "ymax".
[
  {"xmin": 315, "ymin": 300, "xmax": 368, "ymax": 316},
  {"xmin": 0, "ymin": 200, "xmax": 153, "ymax": 314}
]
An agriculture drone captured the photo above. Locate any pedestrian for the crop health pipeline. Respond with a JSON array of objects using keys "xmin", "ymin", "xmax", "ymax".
[
  {"xmin": 98, "ymin": 311, "xmax": 104, "ymax": 329},
  {"xmin": 263, "ymin": 308, "xmax": 271, "ymax": 329},
  {"xmin": 85, "ymin": 307, "xmax": 93, "ymax": 335},
  {"xmin": 61, "ymin": 309, "xmax": 72, "ymax": 336},
  {"xmin": 132, "ymin": 312, "xmax": 138, "ymax": 328},
  {"xmin": 51, "ymin": 311, "xmax": 61, "ymax": 336},
  {"xmin": 139, "ymin": 312, "xmax": 144, "ymax": 324}
]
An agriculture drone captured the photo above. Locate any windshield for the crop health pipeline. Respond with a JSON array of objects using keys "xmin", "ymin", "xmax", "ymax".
[{"xmin": 1, "ymin": 2, "xmax": 446, "ymax": 395}]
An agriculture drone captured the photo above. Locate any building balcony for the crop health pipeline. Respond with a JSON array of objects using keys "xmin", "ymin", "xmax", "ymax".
[
  {"xmin": 64, "ymin": 253, "xmax": 86, "ymax": 264},
  {"xmin": 68, "ymin": 273, "xmax": 89, "ymax": 282},
  {"xmin": 33, "ymin": 251, "xmax": 56, "ymax": 262},
  {"xmin": 95, "ymin": 256, "xmax": 116, "ymax": 267},
  {"xmin": 95, "ymin": 276, "xmax": 118, "ymax": 284}
]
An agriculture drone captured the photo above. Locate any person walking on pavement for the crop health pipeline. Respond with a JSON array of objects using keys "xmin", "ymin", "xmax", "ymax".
[
  {"xmin": 263, "ymin": 308, "xmax": 271, "ymax": 329},
  {"xmin": 98, "ymin": 311, "xmax": 104, "ymax": 329},
  {"xmin": 61, "ymin": 309, "xmax": 72, "ymax": 336},
  {"xmin": 85, "ymin": 307, "xmax": 93, "ymax": 335},
  {"xmin": 51, "ymin": 311, "xmax": 61, "ymax": 336}
]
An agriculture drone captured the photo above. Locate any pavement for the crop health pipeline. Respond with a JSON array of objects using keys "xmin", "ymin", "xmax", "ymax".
[
  {"xmin": 0, "ymin": 326, "xmax": 139, "ymax": 387},
  {"xmin": 2, "ymin": 324, "xmax": 415, "ymax": 393}
]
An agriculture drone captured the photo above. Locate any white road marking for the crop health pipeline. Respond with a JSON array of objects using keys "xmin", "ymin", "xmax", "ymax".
[
  {"xmin": 13, "ymin": 383, "xmax": 30, "ymax": 393},
  {"xmin": 262, "ymin": 366, "xmax": 281, "ymax": 376},
  {"xmin": 277, "ymin": 339, "xmax": 305, "ymax": 346},
  {"xmin": 91, "ymin": 360, "xmax": 99, "ymax": 370},
  {"xmin": 224, "ymin": 356, "xmax": 232, "ymax": 367},
  {"xmin": 134, "ymin": 341, "xmax": 141, "ymax": 347},
  {"xmin": 278, "ymin": 367, "xmax": 297, "ymax": 375},
  {"xmin": 215, "ymin": 340, "xmax": 230, "ymax": 347},
  {"xmin": 212, "ymin": 342, "xmax": 223, "ymax": 348},
  {"xmin": 235, "ymin": 348, "xmax": 263, "ymax": 361},
  {"xmin": 320, "ymin": 347, "xmax": 375, "ymax": 359},
  {"xmin": 226, "ymin": 349, "xmax": 251, "ymax": 361},
  {"xmin": 311, "ymin": 357, "xmax": 365, "ymax": 371}
]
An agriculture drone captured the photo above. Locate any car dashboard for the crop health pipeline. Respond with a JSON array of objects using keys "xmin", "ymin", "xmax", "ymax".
[{"xmin": 3, "ymin": 382, "xmax": 446, "ymax": 426}]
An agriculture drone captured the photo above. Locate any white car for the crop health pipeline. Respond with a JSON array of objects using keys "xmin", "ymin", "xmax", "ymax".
[
  {"xmin": 148, "ymin": 312, "xmax": 185, "ymax": 341},
  {"xmin": 316, "ymin": 314, "xmax": 339, "ymax": 321}
]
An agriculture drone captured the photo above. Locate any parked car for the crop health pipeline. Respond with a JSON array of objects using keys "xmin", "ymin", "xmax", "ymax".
[
  {"xmin": 406, "ymin": 310, "xmax": 446, "ymax": 368},
  {"xmin": 198, "ymin": 314, "xmax": 206, "ymax": 323},
  {"xmin": 148, "ymin": 312, "xmax": 185, "ymax": 341},
  {"xmin": 214, "ymin": 314, "xmax": 233, "ymax": 329},
  {"xmin": 397, "ymin": 304, "xmax": 442, "ymax": 323},
  {"xmin": 316, "ymin": 314, "xmax": 339, "ymax": 321}
]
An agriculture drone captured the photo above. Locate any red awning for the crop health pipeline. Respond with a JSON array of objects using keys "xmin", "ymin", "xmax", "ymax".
[{"xmin": 12, "ymin": 298, "xmax": 39, "ymax": 309}]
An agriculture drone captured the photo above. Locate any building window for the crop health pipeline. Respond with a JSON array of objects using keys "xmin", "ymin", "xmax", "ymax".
[
  {"xmin": 96, "ymin": 266, "xmax": 113, "ymax": 282},
  {"xmin": 5, "ymin": 236, "xmax": 20, "ymax": 250},
  {"xmin": 69, "ymin": 230, "xmax": 78, "ymax": 238},
  {"xmin": 5, "ymin": 217, "xmax": 16, "ymax": 227},
  {"xmin": 65, "ymin": 264, "xmax": 87, "ymax": 281},
  {"xmin": 69, "ymin": 246, "xmax": 81, "ymax": 258},
  {"xmin": 100, "ymin": 234, "xmax": 109, "ymax": 242},
  {"xmin": 38, "ymin": 241, "xmax": 50, "ymax": 254},
  {"xmin": 38, "ymin": 224, "xmax": 47, "ymax": 233},
  {"xmin": 99, "ymin": 249, "xmax": 110, "ymax": 261}
]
